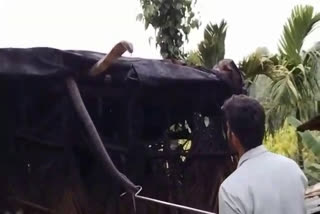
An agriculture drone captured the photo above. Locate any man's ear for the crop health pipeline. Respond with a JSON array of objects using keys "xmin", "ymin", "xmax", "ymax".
[
  {"xmin": 230, "ymin": 132, "xmax": 244, "ymax": 154},
  {"xmin": 230, "ymin": 132, "xmax": 240, "ymax": 147},
  {"xmin": 227, "ymin": 129, "xmax": 239, "ymax": 151}
]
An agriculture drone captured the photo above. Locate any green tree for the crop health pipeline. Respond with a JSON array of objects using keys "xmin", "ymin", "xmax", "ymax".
[
  {"xmin": 137, "ymin": 0, "xmax": 200, "ymax": 59},
  {"xmin": 186, "ymin": 20, "xmax": 228, "ymax": 69},
  {"xmin": 240, "ymin": 5, "xmax": 320, "ymax": 132},
  {"xmin": 198, "ymin": 20, "xmax": 227, "ymax": 69},
  {"xmin": 240, "ymin": 5, "xmax": 320, "ymax": 169}
]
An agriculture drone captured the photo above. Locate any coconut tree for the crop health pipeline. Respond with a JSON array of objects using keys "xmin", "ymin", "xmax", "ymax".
[
  {"xmin": 240, "ymin": 5, "xmax": 320, "ymax": 132},
  {"xmin": 239, "ymin": 5, "xmax": 320, "ymax": 168}
]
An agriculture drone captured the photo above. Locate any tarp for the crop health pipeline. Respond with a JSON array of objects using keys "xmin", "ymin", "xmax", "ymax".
[
  {"xmin": 0, "ymin": 47, "xmax": 245, "ymax": 142},
  {"xmin": 0, "ymin": 47, "xmax": 232, "ymax": 88}
]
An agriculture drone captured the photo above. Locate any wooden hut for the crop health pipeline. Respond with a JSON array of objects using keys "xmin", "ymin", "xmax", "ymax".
[{"xmin": 0, "ymin": 41, "xmax": 245, "ymax": 214}]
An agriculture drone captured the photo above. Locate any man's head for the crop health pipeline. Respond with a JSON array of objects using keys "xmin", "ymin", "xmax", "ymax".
[{"xmin": 221, "ymin": 95, "xmax": 265, "ymax": 154}]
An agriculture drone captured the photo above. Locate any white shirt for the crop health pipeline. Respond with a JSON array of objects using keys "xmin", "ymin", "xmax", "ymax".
[{"xmin": 218, "ymin": 145, "xmax": 308, "ymax": 214}]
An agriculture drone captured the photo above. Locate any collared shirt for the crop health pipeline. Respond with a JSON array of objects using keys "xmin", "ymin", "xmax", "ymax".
[{"xmin": 219, "ymin": 145, "xmax": 308, "ymax": 214}]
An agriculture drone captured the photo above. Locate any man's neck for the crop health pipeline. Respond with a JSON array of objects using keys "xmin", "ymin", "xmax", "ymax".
[
  {"xmin": 237, "ymin": 146, "xmax": 246, "ymax": 159},
  {"xmin": 238, "ymin": 145, "xmax": 265, "ymax": 159}
]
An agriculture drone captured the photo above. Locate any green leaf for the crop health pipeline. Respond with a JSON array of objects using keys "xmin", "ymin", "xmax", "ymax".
[
  {"xmin": 144, "ymin": 21, "xmax": 150, "ymax": 30},
  {"xmin": 176, "ymin": 3, "xmax": 183, "ymax": 10},
  {"xmin": 190, "ymin": 20, "xmax": 200, "ymax": 28},
  {"xmin": 185, "ymin": 50, "xmax": 202, "ymax": 66},
  {"xmin": 183, "ymin": 26, "xmax": 191, "ymax": 34},
  {"xmin": 309, "ymin": 163, "xmax": 320, "ymax": 171},
  {"xmin": 299, "ymin": 131, "xmax": 320, "ymax": 156},
  {"xmin": 305, "ymin": 169, "xmax": 320, "ymax": 181},
  {"xmin": 279, "ymin": 5, "xmax": 320, "ymax": 64},
  {"xmin": 287, "ymin": 75, "xmax": 300, "ymax": 100},
  {"xmin": 197, "ymin": 20, "xmax": 227, "ymax": 68},
  {"xmin": 189, "ymin": 12, "xmax": 195, "ymax": 19},
  {"xmin": 136, "ymin": 13, "xmax": 144, "ymax": 22},
  {"xmin": 287, "ymin": 116, "xmax": 302, "ymax": 128},
  {"xmin": 138, "ymin": 0, "xmax": 199, "ymax": 59}
]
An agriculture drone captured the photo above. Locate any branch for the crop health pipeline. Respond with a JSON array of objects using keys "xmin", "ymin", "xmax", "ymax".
[{"xmin": 66, "ymin": 77, "xmax": 137, "ymax": 193}]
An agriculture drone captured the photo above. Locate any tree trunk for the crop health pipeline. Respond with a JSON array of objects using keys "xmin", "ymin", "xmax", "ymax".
[
  {"xmin": 296, "ymin": 110, "xmax": 304, "ymax": 170},
  {"xmin": 297, "ymin": 133, "xmax": 304, "ymax": 170}
]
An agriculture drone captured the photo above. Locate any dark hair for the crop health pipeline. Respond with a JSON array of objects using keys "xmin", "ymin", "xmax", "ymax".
[{"xmin": 221, "ymin": 95, "xmax": 265, "ymax": 151}]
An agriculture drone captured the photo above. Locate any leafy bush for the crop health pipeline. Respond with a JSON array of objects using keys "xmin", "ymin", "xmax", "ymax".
[
  {"xmin": 264, "ymin": 123, "xmax": 299, "ymax": 160},
  {"xmin": 264, "ymin": 122, "xmax": 320, "ymax": 185}
]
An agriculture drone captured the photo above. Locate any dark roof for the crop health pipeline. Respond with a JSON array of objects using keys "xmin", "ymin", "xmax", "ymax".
[
  {"xmin": 0, "ymin": 46, "xmax": 244, "ymax": 110},
  {"xmin": 0, "ymin": 47, "xmax": 245, "ymax": 142},
  {"xmin": 0, "ymin": 47, "xmax": 220, "ymax": 86}
]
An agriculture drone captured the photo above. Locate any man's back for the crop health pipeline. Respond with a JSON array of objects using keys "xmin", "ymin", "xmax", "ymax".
[{"xmin": 219, "ymin": 145, "xmax": 308, "ymax": 214}]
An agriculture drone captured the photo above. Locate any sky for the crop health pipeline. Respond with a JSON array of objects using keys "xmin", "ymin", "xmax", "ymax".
[{"xmin": 1, "ymin": 0, "xmax": 320, "ymax": 63}]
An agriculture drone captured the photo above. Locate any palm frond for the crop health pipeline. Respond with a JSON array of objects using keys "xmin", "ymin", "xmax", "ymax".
[
  {"xmin": 198, "ymin": 20, "xmax": 227, "ymax": 69},
  {"xmin": 269, "ymin": 67, "xmax": 299, "ymax": 105},
  {"xmin": 298, "ymin": 44, "xmax": 320, "ymax": 101},
  {"xmin": 241, "ymin": 5, "xmax": 320, "ymax": 133},
  {"xmin": 239, "ymin": 52, "xmax": 275, "ymax": 82},
  {"xmin": 239, "ymin": 48, "xmax": 285, "ymax": 90},
  {"xmin": 279, "ymin": 5, "xmax": 320, "ymax": 65},
  {"xmin": 264, "ymin": 102, "xmax": 295, "ymax": 134},
  {"xmin": 266, "ymin": 62, "xmax": 320, "ymax": 132}
]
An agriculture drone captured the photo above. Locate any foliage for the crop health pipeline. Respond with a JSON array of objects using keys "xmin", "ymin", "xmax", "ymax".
[
  {"xmin": 185, "ymin": 50, "xmax": 202, "ymax": 66},
  {"xmin": 247, "ymin": 76, "xmax": 272, "ymax": 103},
  {"xmin": 304, "ymin": 161, "xmax": 320, "ymax": 185},
  {"xmin": 264, "ymin": 122, "xmax": 299, "ymax": 160},
  {"xmin": 198, "ymin": 20, "xmax": 227, "ymax": 69},
  {"xmin": 240, "ymin": 5, "xmax": 320, "ymax": 133},
  {"xmin": 185, "ymin": 20, "xmax": 227, "ymax": 69},
  {"xmin": 279, "ymin": 5, "xmax": 320, "ymax": 65},
  {"xmin": 239, "ymin": 47, "xmax": 277, "ymax": 89},
  {"xmin": 264, "ymin": 122, "xmax": 320, "ymax": 185},
  {"xmin": 299, "ymin": 131, "xmax": 320, "ymax": 156},
  {"xmin": 287, "ymin": 116, "xmax": 320, "ymax": 157},
  {"xmin": 286, "ymin": 116, "xmax": 320, "ymax": 184},
  {"xmin": 138, "ymin": 0, "xmax": 200, "ymax": 59}
]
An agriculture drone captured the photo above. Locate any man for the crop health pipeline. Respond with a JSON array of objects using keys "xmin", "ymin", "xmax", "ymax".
[{"xmin": 219, "ymin": 95, "xmax": 308, "ymax": 214}]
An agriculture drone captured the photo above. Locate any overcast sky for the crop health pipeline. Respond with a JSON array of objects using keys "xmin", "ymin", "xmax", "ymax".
[{"xmin": 1, "ymin": 0, "xmax": 320, "ymax": 63}]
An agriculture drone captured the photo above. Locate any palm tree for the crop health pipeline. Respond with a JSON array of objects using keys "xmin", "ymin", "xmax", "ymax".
[
  {"xmin": 240, "ymin": 5, "xmax": 320, "ymax": 132},
  {"xmin": 186, "ymin": 20, "xmax": 227, "ymax": 69},
  {"xmin": 198, "ymin": 20, "xmax": 227, "ymax": 68},
  {"xmin": 239, "ymin": 5, "xmax": 320, "ymax": 168}
]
